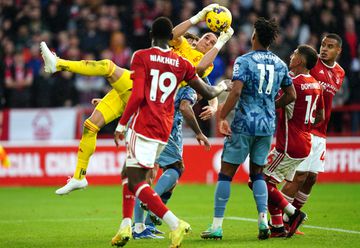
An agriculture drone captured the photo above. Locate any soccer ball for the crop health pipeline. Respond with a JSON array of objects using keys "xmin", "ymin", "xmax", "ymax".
[{"xmin": 205, "ymin": 6, "xmax": 232, "ymax": 33}]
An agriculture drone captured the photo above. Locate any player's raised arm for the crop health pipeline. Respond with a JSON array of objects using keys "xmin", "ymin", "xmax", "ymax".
[
  {"xmin": 187, "ymin": 77, "xmax": 231, "ymax": 100},
  {"xmin": 196, "ymin": 28, "xmax": 234, "ymax": 77},
  {"xmin": 170, "ymin": 4, "xmax": 219, "ymax": 46}
]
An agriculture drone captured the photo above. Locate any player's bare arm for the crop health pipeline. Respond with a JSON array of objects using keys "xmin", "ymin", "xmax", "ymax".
[
  {"xmin": 200, "ymin": 97, "xmax": 218, "ymax": 121},
  {"xmin": 218, "ymin": 80, "xmax": 243, "ymax": 136},
  {"xmin": 196, "ymin": 28, "xmax": 234, "ymax": 77},
  {"xmin": 187, "ymin": 76, "xmax": 231, "ymax": 100},
  {"xmin": 275, "ymin": 84, "xmax": 297, "ymax": 109},
  {"xmin": 179, "ymin": 99, "xmax": 210, "ymax": 150}
]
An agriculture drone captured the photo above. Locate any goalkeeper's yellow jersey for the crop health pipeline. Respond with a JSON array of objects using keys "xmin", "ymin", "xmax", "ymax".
[{"xmin": 171, "ymin": 37, "xmax": 214, "ymax": 84}]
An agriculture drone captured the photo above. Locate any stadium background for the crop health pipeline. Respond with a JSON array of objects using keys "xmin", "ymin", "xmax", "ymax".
[
  {"xmin": 1, "ymin": 2, "xmax": 359, "ymax": 248},
  {"xmin": 0, "ymin": 0, "xmax": 360, "ymax": 185}
]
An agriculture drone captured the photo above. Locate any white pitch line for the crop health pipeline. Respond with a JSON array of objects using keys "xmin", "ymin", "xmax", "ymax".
[
  {"xmin": 226, "ymin": 216, "xmax": 360, "ymax": 235},
  {"xmin": 2, "ymin": 216, "xmax": 360, "ymax": 235}
]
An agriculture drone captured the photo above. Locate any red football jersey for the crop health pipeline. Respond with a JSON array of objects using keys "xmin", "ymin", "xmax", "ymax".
[
  {"xmin": 119, "ymin": 46, "xmax": 197, "ymax": 143},
  {"xmin": 276, "ymin": 74, "xmax": 324, "ymax": 158},
  {"xmin": 310, "ymin": 59, "xmax": 345, "ymax": 138}
]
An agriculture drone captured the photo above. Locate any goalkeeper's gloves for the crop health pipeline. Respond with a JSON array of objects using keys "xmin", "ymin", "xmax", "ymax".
[
  {"xmin": 214, "ymin": 27, "xmax": 234, "ymax": 50},
  {"xmin": 190, "ymin": 3, "xmax": 219, "ymax": 24}
]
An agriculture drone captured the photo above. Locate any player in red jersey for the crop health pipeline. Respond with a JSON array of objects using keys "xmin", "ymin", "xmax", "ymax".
[
  {"xmin": 281, "ymin": 34, "xmax": 345, "ymax": 233},
  {"xmin": 262, "ymin": 45, "xmax": 325, "ymax": 238},
  {"xmin": 110, "ymin": 17, "xmax": 230, "ymax": 248}
]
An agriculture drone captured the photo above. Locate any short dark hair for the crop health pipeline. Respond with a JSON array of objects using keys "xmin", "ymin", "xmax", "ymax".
[
  {"xmin": 297, "ymin": 45, "xmax": 318, "ymax": 70},
  {"xmin": 254, "ymin": 17, "xmax": 280, "ymax": 48},
  {"xmin": 324, "ymin": 33, "xmax": 342, "ymax": 47},
  {"xmin": 151, "ymin": 17, "xmax": 173, "ymax": 40}
]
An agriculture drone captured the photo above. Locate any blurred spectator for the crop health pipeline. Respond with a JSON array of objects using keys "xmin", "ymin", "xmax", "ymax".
[
  {"xmin": 51, "ymin": 71, "xmax": 78, "ymax": 107},
  {"xmin": 78, "ymin": 14, "xmax": 108, "ymax": 57},
  {"xmin": 4, "ymin": 50, "xmax": 33, "ymax": 108},
  {"xmin": 108, "ymin": 31, "xmax": 132, "ymax": 68}
]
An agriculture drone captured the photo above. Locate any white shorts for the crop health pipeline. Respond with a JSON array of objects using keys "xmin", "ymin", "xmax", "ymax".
[
  {"xmin": 264, "ymin": 148, "xmax": 306, "ymax": 183},
  {"xmin": 125, "ymin": 129, "xmax": 165, "ymax": 169},
  {"xmin": 296, "ymin": 134, "xmax": 326, "ymax": 173}
]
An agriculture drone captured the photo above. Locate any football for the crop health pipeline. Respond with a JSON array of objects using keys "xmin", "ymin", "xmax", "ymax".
[{"xmin": 205, "ymin": 6, "xmax": 232, "ymax": 32}]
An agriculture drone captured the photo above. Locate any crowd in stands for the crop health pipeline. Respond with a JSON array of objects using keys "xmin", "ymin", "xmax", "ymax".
[{"xmin": 0, "ymin": 0, "xmax": 359, "ymax": 135}]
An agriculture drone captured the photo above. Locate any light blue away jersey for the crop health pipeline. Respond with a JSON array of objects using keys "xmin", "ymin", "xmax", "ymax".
[
  {"xmin": 156, "ymin": 86, "xmax": 197, "ymax": 167},
  {"xmin": 231, "ymin": 50, "xmax": 292, "ymax": 136}
]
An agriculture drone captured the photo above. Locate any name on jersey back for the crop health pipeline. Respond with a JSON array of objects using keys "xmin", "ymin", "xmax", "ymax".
[
  {"xmin": 252, "ymin": 53, "xmax": 279, "ymax": 62},
  {"xmin": 150, "ymin": 54, "xmax": 179, "ymax": 67},
  {"xmin": 300, "ymin": 82, "xmax": 321, "ymax": 91}
]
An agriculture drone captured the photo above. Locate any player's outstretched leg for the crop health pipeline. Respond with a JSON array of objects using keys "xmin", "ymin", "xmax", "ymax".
[{"xmin": 40, "ymin": 41, "xmax": 115, "ymax": 77}]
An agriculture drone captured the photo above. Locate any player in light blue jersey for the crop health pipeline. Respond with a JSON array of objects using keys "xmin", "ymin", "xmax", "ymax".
[
  {"xmin": 132, "ymin": 85, "xmax": 211, "ymax": 238},
  {"xmin": 201, "ymin": 17, "xmax": 296, "ymax": 240}
]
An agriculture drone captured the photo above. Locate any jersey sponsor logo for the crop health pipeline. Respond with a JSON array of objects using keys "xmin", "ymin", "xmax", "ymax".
[{"xmin": 318, "ymin": 81, "xmax": 339, "ymax": 95}]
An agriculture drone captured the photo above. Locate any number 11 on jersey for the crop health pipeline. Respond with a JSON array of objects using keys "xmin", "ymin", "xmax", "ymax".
[{"xmin": 257, "ymin": 63, "xmax": 274, "ymax": 94}]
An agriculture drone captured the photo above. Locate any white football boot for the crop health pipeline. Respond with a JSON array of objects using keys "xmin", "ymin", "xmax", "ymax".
[
  {"xmin": 40, "ymin": 41, "xmax": 58, "ymax": 73},
  {"xmin": 55, "ymin": 177, "xmax": 88, "ymax": 195}
]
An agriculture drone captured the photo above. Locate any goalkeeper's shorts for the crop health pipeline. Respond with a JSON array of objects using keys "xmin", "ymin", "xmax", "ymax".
[{"xmin": 95, "ymin": 89, "xmax": 132, "ymax": 124}]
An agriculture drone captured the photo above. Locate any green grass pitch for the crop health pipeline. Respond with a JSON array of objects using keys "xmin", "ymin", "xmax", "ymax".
[{"xmin": 0, "ymin": 183, "xmax": 359, "ymax": 248}]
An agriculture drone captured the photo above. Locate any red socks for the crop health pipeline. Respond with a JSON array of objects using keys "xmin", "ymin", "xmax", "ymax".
[
  {"xmin": 268, "ymin": 203, "xmax": 283, "ymax": 227},
  {"xmin": 266, "ymin": 181, "xmax": 289, "ymax": 209},
  {"xmin": 122, "ymin": 180, "xmax": 135, "ymax": 219},
  {"xmin": 134, "ymin": 182, "xmax": 169, "ymax": 219}
]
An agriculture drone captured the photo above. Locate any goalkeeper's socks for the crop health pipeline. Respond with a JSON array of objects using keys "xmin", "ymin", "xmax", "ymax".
[
  {"xmin": 74, "ymin": 119, "xmax": 99, "ymax": 180},
  {"xmin": 251, "ymin": 173, "xmax": 268, "ymax": 214},
  {"xmin": 154, "ymin": 168, "xmax": 179, "ymax": 196},
  {"xmin": 134, "ymin": 198, "xmax": 145, "ymax": 225},
  {"xmin": 293, "ymin": 191, "xmax": 309, "ymax": 210},
  {"xmin": 214, "ymin": 173, "xmax": 232, "ymax": 218}
]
